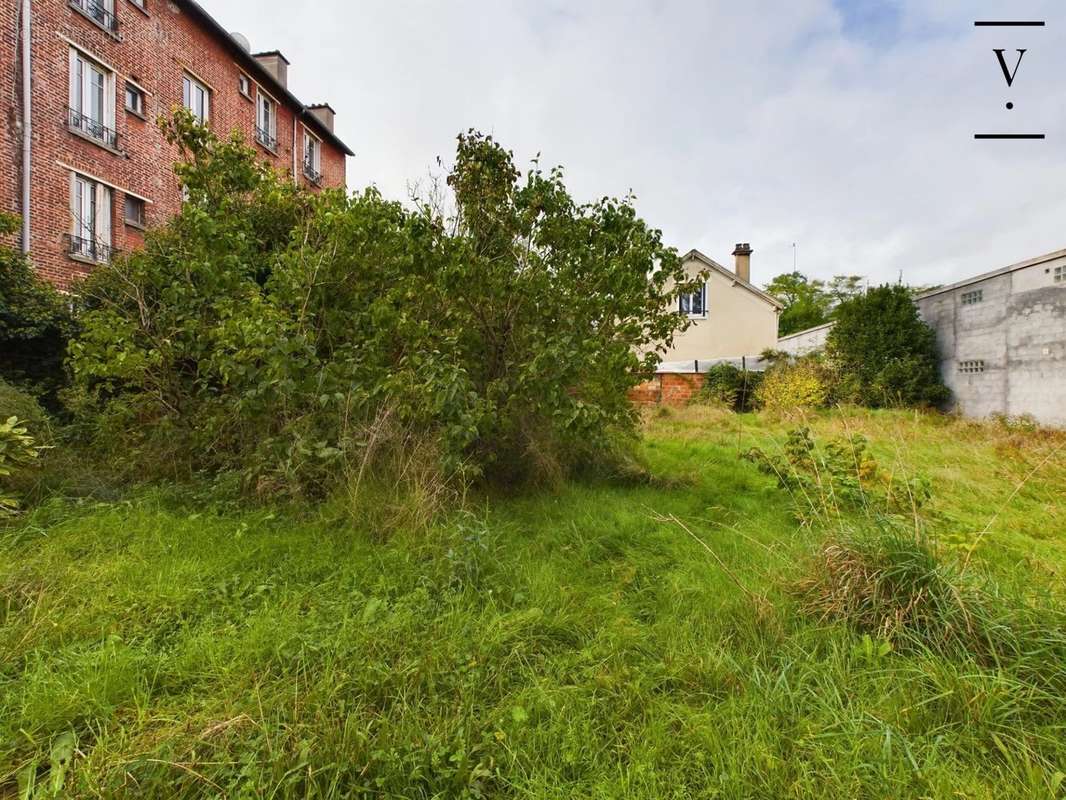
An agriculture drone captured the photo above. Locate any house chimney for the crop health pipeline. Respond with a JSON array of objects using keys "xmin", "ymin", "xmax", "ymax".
[
  {"xmin": 732, "ymin": 242, "xmax": 753, "ymax": 283},
  {"xmin": 252, "ymin": 50, "xmax": 289, "ymax": 89},
  {"xmin": 307, "ymin": 103, "xmax": 335, "ymax": 132}
]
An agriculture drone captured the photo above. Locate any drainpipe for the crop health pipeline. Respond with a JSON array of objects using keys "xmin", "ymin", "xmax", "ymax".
[
  {"xmin": 20, "ymin": 0, "xmax": 32, "ymax": 254},
  {"xmin": 291, "ymin": 111, "xmax": 298, "ymax": 184}
]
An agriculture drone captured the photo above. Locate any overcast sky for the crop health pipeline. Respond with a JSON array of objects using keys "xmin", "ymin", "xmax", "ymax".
[{"xmin": 210, "ymin": 0, "xmax": 1064, "ymax": 288}]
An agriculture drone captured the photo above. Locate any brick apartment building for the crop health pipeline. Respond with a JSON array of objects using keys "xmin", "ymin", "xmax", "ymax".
[{"xmin": 2, "ymin": 0, "xmax": 354, "ymax": 288}]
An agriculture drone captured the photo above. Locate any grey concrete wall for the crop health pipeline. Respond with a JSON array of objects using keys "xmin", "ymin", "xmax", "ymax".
[
  {"xmin": 777, "ymin": 322, "xmax": 834, "ymax": 356},
  {"xmin": 917, "ymin": 253, "xmax": 1066, "ymax": 427}
]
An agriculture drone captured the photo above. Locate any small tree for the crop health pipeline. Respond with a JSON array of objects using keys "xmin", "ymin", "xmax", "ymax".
[
  {"xmin": 70, "ymin": 116, "xmax": 693, "ymax": 492},
  {"xmin": 826, "ymin": 284, "xmax": 948, "ymax": 408},
  {"xmin": 765, "ymin": 271, "xmax": 831, "ymax": 336}
]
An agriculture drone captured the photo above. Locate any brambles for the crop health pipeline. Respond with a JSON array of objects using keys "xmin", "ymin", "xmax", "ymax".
[{"xmin": 743, "ymin": 426, "xmax": 931, "ymax": 526}]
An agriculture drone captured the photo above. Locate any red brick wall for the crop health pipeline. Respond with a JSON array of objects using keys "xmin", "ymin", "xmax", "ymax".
[
  {"xmin": 2, "ymin": 0, "xmax": 348, "ymax": 289},
  {"xmin": 628, "ymin": 374, "xmax": 707, "ymax": 406}
]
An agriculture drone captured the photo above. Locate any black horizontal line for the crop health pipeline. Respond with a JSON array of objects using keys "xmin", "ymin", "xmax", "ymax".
[
  {"xmin": 974, "ymin": 133, "xmax": 1046, "ymax": 140},
  {"xmin": 974, "ymin": 20, "xmax": 1045, "ymax": 27}
]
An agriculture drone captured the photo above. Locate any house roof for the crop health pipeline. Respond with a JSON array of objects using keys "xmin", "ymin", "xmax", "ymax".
[
  {"xmin": 916, "ymin": 247, "xmax": 1066, "ymax": 300},
  {"xmin": 176, "ymin": 1, "xmax": 355, "ymax": 157},
  {"xmin": 682, "ymin": 249, "xmax": 785, "ymax": 310}
]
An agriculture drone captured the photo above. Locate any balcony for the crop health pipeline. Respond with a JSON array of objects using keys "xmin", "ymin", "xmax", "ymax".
[
  {"xmin": 303, "ymin": 160, "xmax": 323, "ymax": 186},
  {"xmin": 65, "ymin": 234, "xmax": 118, "ymax": 265},
  {"xmin": 69, "ymin": 0, "xmax": 120, "ymax": 37},
  {"xmin": 255, "ymin": 126, "xmax": 278, "ymax": 153},
  {"xmin": 68, "ymin": 107, "xmax": 121, "ymax": 152}
]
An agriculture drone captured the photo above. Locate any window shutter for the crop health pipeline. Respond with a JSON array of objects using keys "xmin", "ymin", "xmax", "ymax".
[
  {"xmin": 96, "ymin": 183, "xmax": 112, "ymax": 248},
  {"xmin": 69, "ymin": 49, "xmax": 79, "ymax": 112},
  {"xmin": 68, "ymin": 172, "xmax": 78, "ymax": 236}
]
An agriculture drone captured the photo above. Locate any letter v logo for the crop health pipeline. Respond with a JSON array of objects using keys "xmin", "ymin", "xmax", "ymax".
[{"xmin": 994, "ymin": 49, "xmax": 1027, "ymax": 87}]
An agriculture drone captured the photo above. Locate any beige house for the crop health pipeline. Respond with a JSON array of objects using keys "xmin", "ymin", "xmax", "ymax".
[{"xmin": 656, "ymin": 245, "xmax": 783, "ymax": 364}]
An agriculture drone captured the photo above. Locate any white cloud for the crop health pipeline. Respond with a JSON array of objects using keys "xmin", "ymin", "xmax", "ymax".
[{"xmin": 212, "ymin": 0, "xmax": 1065, "ymax": 287}]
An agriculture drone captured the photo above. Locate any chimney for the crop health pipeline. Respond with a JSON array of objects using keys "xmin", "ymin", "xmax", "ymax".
[
  {"xmin": 307, "ymin": 103, "xmax": 336, "ymax": 133},
  {"xmin": 732, "ymin": 242, "xmax": 753, "ymax": 283},
  {"xmin": 252, "ymin": 50, "xmax": 290, "ymax": 89}
]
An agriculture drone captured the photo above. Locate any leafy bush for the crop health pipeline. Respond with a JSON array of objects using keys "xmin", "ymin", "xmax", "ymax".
[
  {"xmin": 743, "ymin": 426, "xmax": 931, "ymax": 526},
  {"xmin": 754, "ymin": 357, "xmax": 833, "ymax": 412},
  {"xmin": 69, "ymin": 115, "xmax": 693, "ymax": 495},
  {"xmin": 827, "ymin": 284, "xmax": 948, "ymax": 408},
  {"xmin": 0, "ymin": 214, "xmax": 74, "ymax": 408},
  {"xmin": 0, "ymin": 415, "xmax": 43, "ymax": 515},
  {"xmin": 698, "ymin": 363, "xmax": 762, "ymax": 412}
]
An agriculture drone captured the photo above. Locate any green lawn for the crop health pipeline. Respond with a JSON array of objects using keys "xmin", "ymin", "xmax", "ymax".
[{"xmin": 2, "ymin": 408, "xmax": 1065, "ymax": 798}]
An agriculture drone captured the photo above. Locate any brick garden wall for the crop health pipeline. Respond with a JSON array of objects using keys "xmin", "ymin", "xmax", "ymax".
[{"xmin": 628, "ymin": 373, "xmax": 707, "ymax": 406}]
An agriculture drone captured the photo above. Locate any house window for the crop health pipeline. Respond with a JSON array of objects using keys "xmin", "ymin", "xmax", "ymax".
[
  {"xmin": 256, "ymin": 91, "xmax": 278, "ymax": 151},
  {"xmin": 182, "ymin": 74, "xmax": 210, "ymax": 124},
  {"xmin": 238, "ymin": 74, "xmax": 251, "ymax": 98},
  {"xmin": 959, "ymin": 360, "xmax": 986, "ymax": 374},
  {"xmin": 124, "ymin": 82, "xmax": 145, "ymax": 117},
  {"xmin": 303, "ymin": 130, "xmax": 322, "ymax": 184},
  {"xmin": 68, "ymin": 48, "xmax": 118, "ymax": 149},
  {"xmin": 1055, "ymin": 266, "xmax": 1065, "ymax": 283},
  {"xmin": 960, "ymin": 289, "xmax": 983, "ymax": 306},
  {"xmin": 70, "ymin": 0, "xmax": 118, "ymax": 35},
  {"xmin": 679, "ymin": 283, "xmax": 707, "ymax": 317},
  {"xmin": 124, "ymin": 195, "xmax": 146, "ymax": 228},
  {"xmin": 128, "ymin": 0, "xmax": 146, "ymax": 10},
  {"xmin": 69, "ymin": 174, "xmax": 113, "ymax": 263}
]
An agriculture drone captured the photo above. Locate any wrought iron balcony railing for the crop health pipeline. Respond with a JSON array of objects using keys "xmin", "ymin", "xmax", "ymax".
[
  {"xmin": 255, "ymin": 126, "xmax": 278, "ymax": 152},
  {"xmin": 68, "ymin": 107, "xmax": 121, "ymax": 151},
  {"xmin": 65, "ymin": 234, "xmax": 118, "ymax": 264},
  {"xmin": 69, "ymin": 0, "xmax": 120, "ymax": 35},
  {"xmin": 303, "ymin": 160, "xmax": 323, "ymax": 185}
]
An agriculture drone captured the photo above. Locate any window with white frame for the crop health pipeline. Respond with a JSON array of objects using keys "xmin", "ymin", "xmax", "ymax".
[
  {"xmin": 960, "ymin": 289, "xmax": 983, "ymax": 306},
  {"xmin": 69, "ymin": 173, "xmax": 113, "ymax": 263},
  {"xmin": 1055, "ymin": 266, "xmax": 1065, "ymax": 283},
  {"xmin": 68, "ymin": 48, "xmax": 117, "ymax": 149},
  {"xmin": 958, "ymin": 360, "xmax": 986, "ymax": 374},
  {"xmin": 182, "ymin": 73, "xmax": 210, "ymax": 124},
  {"xmin": 256, "ymin": 91, "xmax": 278, "ymax": 151},
  {"xmin": 303, "ymin": 130, "xmax": 322, "ymax": 183},
  {"xmin": 238, "ymin": 74, "xmax": 251, "ymax": 98},
  {"xmin": 679, "ymin": 283, "xmax": 707, "ymax": 317}
]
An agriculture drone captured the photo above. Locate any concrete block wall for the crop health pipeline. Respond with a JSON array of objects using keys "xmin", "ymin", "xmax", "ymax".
[{"xmin": 918, "ymin": 251, "xmax": 1066, "ymax": 428}]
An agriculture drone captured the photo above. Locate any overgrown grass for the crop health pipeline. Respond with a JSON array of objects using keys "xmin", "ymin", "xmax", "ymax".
[{"xmin": 2, "ymin": 408, "xmax": 1065, "ymax": 798}]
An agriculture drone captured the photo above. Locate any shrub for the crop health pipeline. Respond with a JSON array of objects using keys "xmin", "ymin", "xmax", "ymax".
[
  {"xmin": 69, "ymin": 115, "xmax": 694, "ymax": 496},
  {"xmin": 754, "ymin": 357, "xmax": 833, "ymax": 412},
  {"xmin": 699, "ymin": 363, "xmax": 762, "ymax": 412},
  {"xmin": 0, "ymin": 213, "xmax": 74, "ymax": 408},
  {"xmin": 827, "ymin": 284, "xmax": 948, "ymax": 408},
  {"xmin": 0, "ymin": 414, "xmax": 43, "ymax": 515}
]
